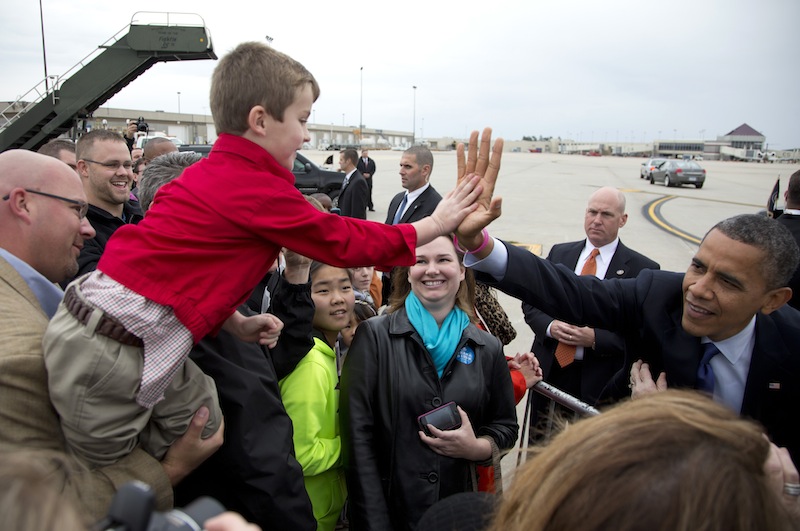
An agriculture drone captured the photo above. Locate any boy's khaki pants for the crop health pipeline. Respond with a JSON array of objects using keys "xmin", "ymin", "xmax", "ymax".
[{"xmin": 42, "ymin": 283, "xmax": 221, "ymax": 468}]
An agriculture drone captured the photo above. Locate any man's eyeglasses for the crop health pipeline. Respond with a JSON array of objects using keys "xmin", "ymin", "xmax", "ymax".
[
  {"xmin": 82, "ymin": 158, "xmax": 134, "ymax": 171},
  {"xmin": 2, "ymin": 189, "xmax": 89, "ymax": 219}
]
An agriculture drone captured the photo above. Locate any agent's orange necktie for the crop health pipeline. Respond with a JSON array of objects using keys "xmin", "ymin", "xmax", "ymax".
[{"xmin": 554, "ymin": 248, "xmax": 600, "ymax": 368}]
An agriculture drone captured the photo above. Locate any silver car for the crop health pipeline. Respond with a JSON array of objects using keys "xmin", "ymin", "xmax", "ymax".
[
  {"xmin": 640, "ymin": 158, "xmax": 666, "ymax": 179},
  {"xmin": 649, "ymin": 160, "xmax": 706, "ymax": 188}
]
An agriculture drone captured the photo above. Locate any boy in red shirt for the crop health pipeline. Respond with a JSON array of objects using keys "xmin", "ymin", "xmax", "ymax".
[{"xmin": 43, "ymin": 42, "xmax": 497, "ymax": 476}]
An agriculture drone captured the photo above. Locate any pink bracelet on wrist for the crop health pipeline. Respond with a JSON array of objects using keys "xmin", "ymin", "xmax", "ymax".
[
  {"xmin": 453, "ymin": 229, "xmax": 490, "ymax": 255},
  {"xmin": 452, "ymin": 234, "xmax": 468, "ymax": 253},
  {"xmin": 468, "ymin": 228, "xmax": 491, "ymax": 254}
]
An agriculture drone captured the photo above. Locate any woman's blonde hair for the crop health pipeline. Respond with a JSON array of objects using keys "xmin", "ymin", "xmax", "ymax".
[
  {"xmin": 491, "ymin": 390, "xmax": 795, "ymax": 531},
  {"xmin": 386, "ymin": 235, "xmax": 476, "ymax": 321}
]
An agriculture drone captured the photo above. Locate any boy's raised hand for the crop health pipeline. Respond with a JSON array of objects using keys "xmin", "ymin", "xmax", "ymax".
[{"xmin": 455, "ymin": 128, "xmax": 503, "ymax": 248}]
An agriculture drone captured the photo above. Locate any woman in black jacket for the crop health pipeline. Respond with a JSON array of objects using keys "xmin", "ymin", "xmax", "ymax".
[{"xmin": 340, "ymin": 235, "xmax": 518, "ymax": 530}]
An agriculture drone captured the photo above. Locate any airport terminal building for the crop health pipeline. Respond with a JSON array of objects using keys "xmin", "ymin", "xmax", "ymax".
[{"xmin": 504, "ymin": 124, "xmax": 793, "ymax": 162}]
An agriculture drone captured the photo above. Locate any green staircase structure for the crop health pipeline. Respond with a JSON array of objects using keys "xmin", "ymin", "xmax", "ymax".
[{"xmin": 0, "ymin": 13, "xmax": 216, "ymax": 152}]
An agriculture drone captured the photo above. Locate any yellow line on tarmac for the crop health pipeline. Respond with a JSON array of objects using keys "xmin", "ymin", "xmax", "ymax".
[
  {"xmin": 624, "ymin": 188, "xmax": 762, "ymax": 209},
  {"xmin": 645, "ymin": 196, "xmax": 702, "ymax": 245}
]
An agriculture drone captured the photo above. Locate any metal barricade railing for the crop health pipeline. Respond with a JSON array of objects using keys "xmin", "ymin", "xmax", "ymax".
[
  {"xmin": 532, "ymin": 381, "xmax": 600, "ymax": 417},
  {"xmin": 516, "ymin": 381, "xmax": 600, "ymax": 467}
]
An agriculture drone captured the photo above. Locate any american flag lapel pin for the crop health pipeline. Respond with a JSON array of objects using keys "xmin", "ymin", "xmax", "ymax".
[{"xmin": 768, "ymin": 382, "xmax": 781, "ymax": 390}]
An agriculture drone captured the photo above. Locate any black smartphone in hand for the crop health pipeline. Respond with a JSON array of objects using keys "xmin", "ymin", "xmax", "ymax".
[{"xmin": 417, "ymin": 401, "xmax": 461, "ymax": 437}]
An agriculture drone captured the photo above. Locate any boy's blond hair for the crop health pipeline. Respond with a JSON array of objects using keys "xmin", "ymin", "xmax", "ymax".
[{"xmin": 210, "ymin": 42, "xmax": 320, "ymax": 135}]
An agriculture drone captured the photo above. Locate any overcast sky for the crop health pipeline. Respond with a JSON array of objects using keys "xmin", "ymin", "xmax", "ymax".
[{"xmin": 2, "ymin": 0, "xmax": 798, "ymax": 148}]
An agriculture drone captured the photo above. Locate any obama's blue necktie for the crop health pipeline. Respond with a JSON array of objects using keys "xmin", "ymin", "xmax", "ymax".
[{"xmin": 696, "ymin": 342, "xmax": 720, "ymax": 394}]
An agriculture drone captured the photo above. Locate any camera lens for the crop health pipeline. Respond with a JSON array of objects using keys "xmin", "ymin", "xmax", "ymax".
[{"xmin": 147, "ymin": 497, "xmax": 225, "ymax": 530}]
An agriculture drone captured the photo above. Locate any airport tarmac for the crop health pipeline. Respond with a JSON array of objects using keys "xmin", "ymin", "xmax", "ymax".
[{"xmin": 303, "ymin": 147, "xmax": 800, "ymax": 479}]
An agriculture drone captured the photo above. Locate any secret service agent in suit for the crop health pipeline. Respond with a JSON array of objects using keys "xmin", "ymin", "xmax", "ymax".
[
  {"xmin": 337, "ymin": 148, "xmax": 369, "ymax": 219},
  {"xmin": 459, "ymin": 214, "xmax": 800, "ymax": 464},
  {"xmin": 0, "ymin": 150, "xmax": 221, "ymax": 521},
  {"xmin": 523, "ymin": 187, "xmax": 660, "ymax": 406},
  {"xmin": 383, "ymin": 145, "xmax": 443, "ymax": 301},
  {"xmin": 385, "ymin": 145, "xmax": 442, "ymax": 225},
  {"xmin": 777, "ymin": 168, "xmax": 800, "ymax": 310},
  {"xmin": 357, "ymin": 148, "xmax": 377, "ymax": 212}
]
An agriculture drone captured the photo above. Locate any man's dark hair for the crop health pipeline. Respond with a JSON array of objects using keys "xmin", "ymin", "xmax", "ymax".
[
  {"xmin": 404, "ymin": 145, "xmax": 434, "ymax": 174},
  {"xmin": 340, "ymin": 149, "xmax": 358, "ymax": 166},
  {"xmin": 709, "ymin": 214, "xmax": 800, "ymax": 290},
  {"xmin": 37, "ymin": 139, "xmax": 76, "ymax": 158},
  {"xmin": 786, "ymin": 169, "xmax": 800, "ymax": 208}
]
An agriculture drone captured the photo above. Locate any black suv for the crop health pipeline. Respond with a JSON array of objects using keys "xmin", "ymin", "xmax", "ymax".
[{"xmin": 178, "ymin": 145, "xmax": 344, "ymax": 199}]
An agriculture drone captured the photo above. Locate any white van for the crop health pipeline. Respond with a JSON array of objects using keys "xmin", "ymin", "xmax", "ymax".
[{"xmin": 134, "ymin": 132, "xmax": 184, "ymax": 149}]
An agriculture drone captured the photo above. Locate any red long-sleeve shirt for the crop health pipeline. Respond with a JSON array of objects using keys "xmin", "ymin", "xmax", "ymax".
[{"xmin": 99, "ymin": 134, "xmax": 416, "ymax": 342}]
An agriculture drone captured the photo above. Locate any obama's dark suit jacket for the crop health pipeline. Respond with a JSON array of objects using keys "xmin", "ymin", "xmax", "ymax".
[
  {"xmin": 484, "ymin": 241, "xmax": 800, "ymax": 463},
  {"xmin": 522, "ymin": 239, "xmax": 659, "ymax": 404}
]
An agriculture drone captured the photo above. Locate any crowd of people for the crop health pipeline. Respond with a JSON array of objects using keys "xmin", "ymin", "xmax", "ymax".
[{"xmin": 0, "ymin": 39, "xmax": 799, "ymax": 531}]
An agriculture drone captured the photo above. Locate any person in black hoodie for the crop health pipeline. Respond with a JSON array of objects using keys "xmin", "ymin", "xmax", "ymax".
[{"xmin": 176, "ymin": 251, "xmax": 317, "ymax": 530}]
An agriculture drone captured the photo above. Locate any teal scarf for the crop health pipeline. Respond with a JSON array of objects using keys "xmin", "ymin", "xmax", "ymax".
[{"xmin": 405, "ymin": 291, "xmax": 470, "ymax": 378}]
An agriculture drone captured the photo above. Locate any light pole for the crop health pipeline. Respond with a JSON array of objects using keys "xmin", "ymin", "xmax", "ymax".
[
  {"xmin": 412, "ymin": 85, "xmax": 417, "ymax": 146},
  {"xmin": 177, "ymin": 92, "xmax": 181, "ymax": 114},
  {"xmin": 342, "ymin": 113, "xmax": 345, "ymax": 126},
  {"xmin": 38, "ymin": 0, "xmax": 49, "ymax": 91},
  {"xmin": 312, "ymin": 110, "xmax": 315, "ymax": 123},
  {"xmin": 359, "ymin": 66, "xmax": 363, "ymax": 144},
  {"xmin": 265, "ymin": 35, "xmax": 273, "ymax": 46}
]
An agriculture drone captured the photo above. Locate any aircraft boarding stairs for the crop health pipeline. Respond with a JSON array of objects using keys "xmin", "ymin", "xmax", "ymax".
[{"xmin": 0, "ymin": 13, "xmax": 216, "ymax": 152}]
